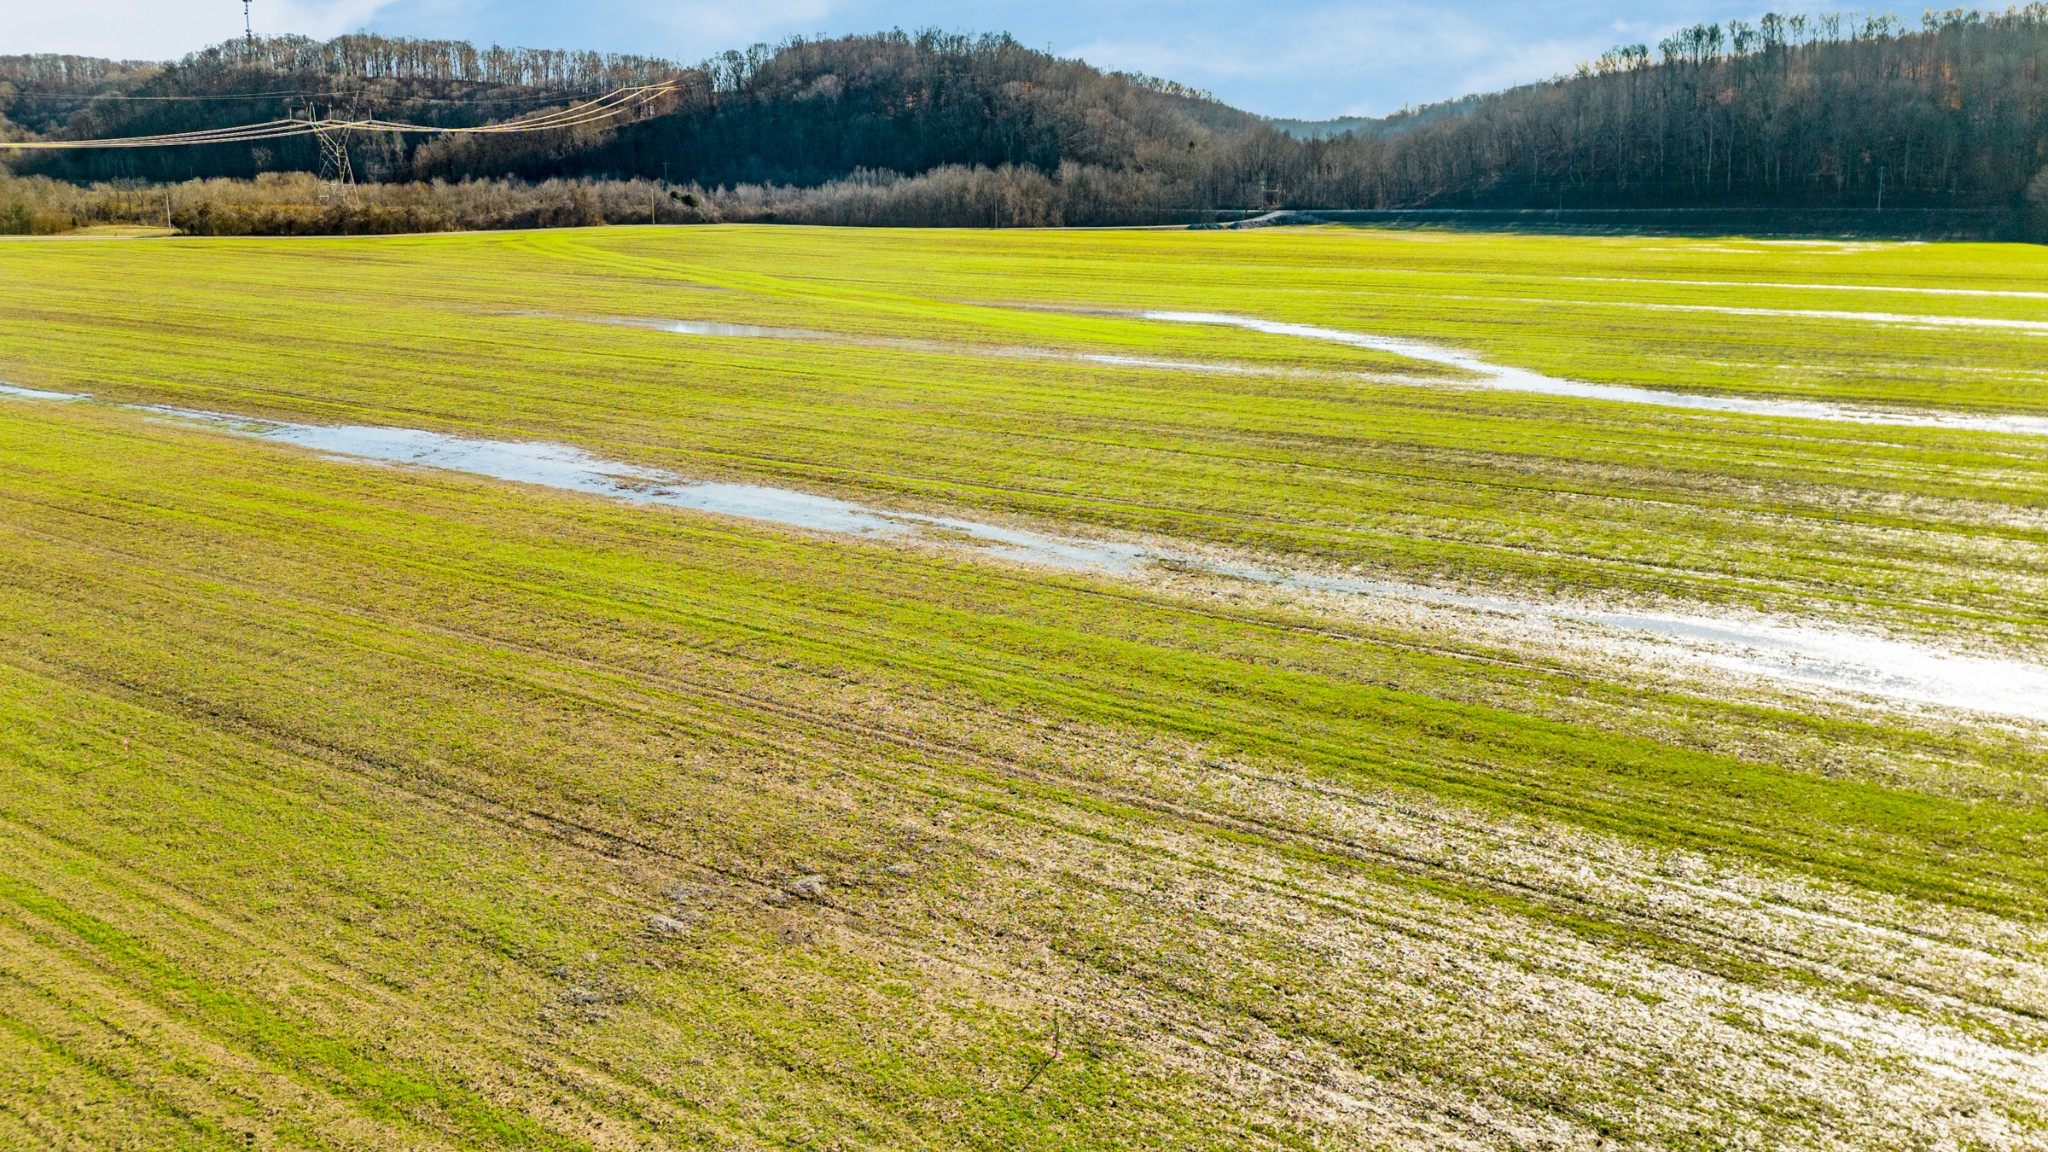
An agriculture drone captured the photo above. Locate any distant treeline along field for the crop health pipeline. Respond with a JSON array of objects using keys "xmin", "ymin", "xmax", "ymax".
[{"xmin": 4, "ymin": 8, "xmax": 2048, "ymax": 236}]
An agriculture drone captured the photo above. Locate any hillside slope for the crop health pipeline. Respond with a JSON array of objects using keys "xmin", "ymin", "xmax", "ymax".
[
  {"xmin": 1355, "ymin": 9, "xmax": 2048, "ymax": 213},
  {"xmin": 1, "ymin": 31, "xmax": 1258, "ymax": 188}
]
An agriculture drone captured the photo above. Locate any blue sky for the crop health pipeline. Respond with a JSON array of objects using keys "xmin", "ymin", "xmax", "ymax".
[{"xmin": 19, "ymin": 1, "xmax": 1767, "ymax": 118}]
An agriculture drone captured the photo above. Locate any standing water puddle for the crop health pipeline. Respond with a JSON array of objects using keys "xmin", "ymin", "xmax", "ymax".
[
  {"xmin": 0, "ymin": 383, "xmax": 87, "ymax": 402},
  {"xmin": 137, "ymin": 406, "xmax": 1153, "ymax": 571},
  {"xmin": 518, "ymin": 313, "xmax": 831, "ymax": 341},
  {"xmin": 6, "ymin": 383, "xmax": 2045, "ymax": 721},
  {"xmin": 1137, "ymin": 311, "xmax": 2048, "ymax": 437},
  {"xmin": 1223, "ymin": 563, "xmax": 2048, "ymax": 723},
  {"xmin": 553, "ymin": 313, "xmax": 1260, "ymax": 377},
  {"xmin": 646, "ymin": 319, "xmax": 820, "ymax": 340}
]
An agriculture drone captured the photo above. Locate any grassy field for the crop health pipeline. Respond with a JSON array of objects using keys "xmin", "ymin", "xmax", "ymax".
[
  {"xmin": 2, "ymin": 225, "xmax": 2046, "ymax": 1150},
  {"xmin": 5, "ymin": 226, "xmax": 2047, "ymax": 646}
]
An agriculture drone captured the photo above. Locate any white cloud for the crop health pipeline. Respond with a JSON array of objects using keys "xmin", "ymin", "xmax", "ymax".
[
  {"xmin": 7, "ymin": 0, "xmax": 406, "ymax": 59},
  {"xmin": 630, "ymin": 0, "xmax": 838, "ymax": 48}
]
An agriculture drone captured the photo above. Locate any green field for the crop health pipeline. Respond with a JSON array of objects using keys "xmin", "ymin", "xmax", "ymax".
[{"xmin": 2, "ymin": 225, "xmax": 2046, "ymax": 1150}]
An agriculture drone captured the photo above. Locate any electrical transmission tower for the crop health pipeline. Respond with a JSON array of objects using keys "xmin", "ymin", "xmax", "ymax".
[
  {"xmin": 296, "ymin": 101, "xmax": 358, "ymax": 204},
  {"xmin": 243, "ymin": 1, "xmax": 254, "ymax": 51},
  {"xmin": 315, "ymin": 114, "xmax": 356, "ymax": 202}
]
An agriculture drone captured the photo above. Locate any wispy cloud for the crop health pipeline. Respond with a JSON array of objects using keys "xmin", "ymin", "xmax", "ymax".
[
  {"xmin": 632, "ymin": 0, "xmax": 839, "ymax": 48},
  {"xmin": 1061, "ymin": 1, "xmax": 1709, "ymax": 116},
  {"xmin": 273, "ymin": 0, "xmax": 409, "ymax": 35},
  {"xmin": 368, "ymin": 0, "xmax": 843, "ymax": 56},
  {"xmin": 10, "ymin": 2, "xmax": 242, "ymax": 58}
]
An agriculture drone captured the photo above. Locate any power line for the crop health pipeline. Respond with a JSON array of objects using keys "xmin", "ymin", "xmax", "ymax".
[
  {"xmin": 17, "ymin": 86, "xmax": 627, "ymax": 105},
  {"xmin": 0, "ymin": 83, "xmax": 674, "ymax": 150}
]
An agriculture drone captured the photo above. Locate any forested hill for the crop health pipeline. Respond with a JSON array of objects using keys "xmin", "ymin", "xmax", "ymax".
[
  {"xmin": 4, "ymin": 11, "xmax": 2048, "ymax": 236},
  {"xmin": 1269, "ymin": 98, "xmax": 1481, "ymax": 141},
  {"xmin": 0, "ymin": 31, "xmax": 1258, "ymax": 187},
  {"xmin": 1352, "ymin": 7, "xmax": 2048, "ymax": 214}
]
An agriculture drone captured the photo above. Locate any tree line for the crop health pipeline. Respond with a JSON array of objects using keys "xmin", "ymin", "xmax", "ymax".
[
  {"xmin": 1336, "ymin": 5, "xmax": 2048, "ymax": 213},
  {"xmin": 5, "ymin": 13, "xmax": 2048, "ymax": 237}
]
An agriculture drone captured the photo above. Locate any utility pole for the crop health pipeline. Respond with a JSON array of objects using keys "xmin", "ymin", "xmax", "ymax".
[{"xmin": 1876, "ymin": 165, "xmax": 1886, "ymax": 213}]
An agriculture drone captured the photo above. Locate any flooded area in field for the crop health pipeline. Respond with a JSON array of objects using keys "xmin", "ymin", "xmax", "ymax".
[
  {"xmin": 1208, "ymin": 560, "xmax": 2048, "ymax": 723},
  {"xmin": 117, "ymin": 411, "xmax": 2048, "ymax": 722},
  {"xmin": 137, "ymin": 406, "xmax": 1152, "ymax": 571},
  {"xmin": 6, "ymin": 381, "xmax": 2045, "ymax": 722},
  {"xmin": 1558, "ymin": 276, "xmax": 2048, "ymax": 301},
  {"xmin": 614, "ymin": 317, "xmax": 825, "ymax": 340},
  {"xmin": 1135, "ymin": 310, "xmax": 2048, "ymax": 437},
  {"xmin": 1079, "ymin": 353, "xmax": 1262, "ymax": 374},
  {"xmin": 154, "ymin": 412, "xmax": 914, "ymax": 535},
  {"xmin": 1605, "ymin": 300, "xmax": 2048, "ymax": 332},
  {"xmin": 0, "ymin": 382, "xmax": 87, "ymax": 401},
  {"xmin": 548, "ymin": 311, "xmax": 1267, "ymax": 377},
  {"xmin": 566, "ymin": 306, "xmax": 2048, "ymax": 435}
]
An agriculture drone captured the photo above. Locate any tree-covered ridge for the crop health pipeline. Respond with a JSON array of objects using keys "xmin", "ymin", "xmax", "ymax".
[
  {"xmin": 1358, "ymin": 5, "xmax": 2048, "ymax": 211},
  {"xmin": 0, "ymin": 30, "xmax": 1257, "ymax": 188},
  {"xmin": 0, "ymin": 34, "xmax": 695, "ymax": 183},
  {"xmin": 425, "ymin": 30, "xmax": 1264, "ymax": 187}
]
